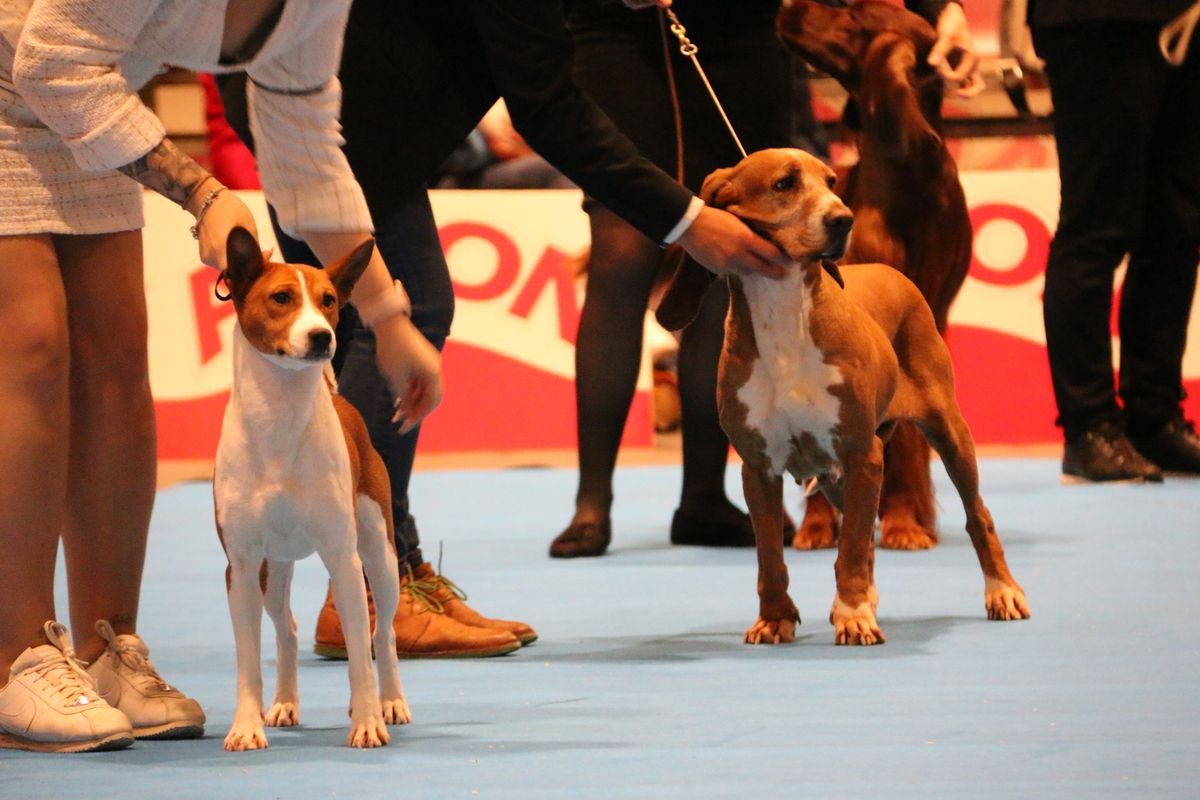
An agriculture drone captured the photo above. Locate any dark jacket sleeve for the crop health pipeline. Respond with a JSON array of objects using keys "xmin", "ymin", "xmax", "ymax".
[
  {"xmin": 905, "ymin": 0, "xmax": 952, "ymax": 25},
  {"xmin": 472, "ymin": 0, "xmax": 695, "ymax": 243}
]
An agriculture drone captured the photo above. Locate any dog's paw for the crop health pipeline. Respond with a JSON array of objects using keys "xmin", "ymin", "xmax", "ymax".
[
  {"xmin": 985, "ymin": 579, "xmax": 1031, "ymax": 621},
  {"xmin": 347, "ymin": 716, "xmax": 391, "ymax": 748},
  {"xmin": 879, "ymin": 516, "xmax": 937, "ymax": 550},
  {"xmin": 830, "ymin": 595, "xmax": 885, "ymax": 645},
  {"xmin": 224, "ymin": 720, "xmax": 269, "ymax": 752},
  {"xmin": 382, "ymin": 695, "xmax": 412, "ymax": 725},
  {"xmin": 793, "ymin": 504, "xmax": 838, "ymax": 550},
  {"xmin": 744, "ymin": 617, "xmax": 797, "ymax": 645},
  {"xmin": 264, "ymin": 701, "xmax": 299, "ymax": 727}
]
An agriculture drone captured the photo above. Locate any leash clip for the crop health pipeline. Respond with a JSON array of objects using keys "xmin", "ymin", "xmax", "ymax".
[
  {"xmin": 214, "ymin": 270, "xmax": 232, "ymax": 302},
  {"xmin": 663, "ymin": 9, "xmax": 746, "ymax": 158}
]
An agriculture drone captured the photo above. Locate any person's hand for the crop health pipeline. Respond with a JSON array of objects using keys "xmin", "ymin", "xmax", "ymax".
[
  {"xmin": 189, "ymin": 182, "xmax": 259, "ymax": 271},
  {"xmin": 677, "ymin": 205, "xmax": 789, "ymax": 280},
  {"xmin": 928, "ymin": 2, "xmax": 984, "ymax": 98},
  {"xmin": 371, "ymin": 313, "xmax": 443, "ymax": 435},
  {"xmin": 621, "ymin": 0, "xmax": 671, "ymax": 8}
]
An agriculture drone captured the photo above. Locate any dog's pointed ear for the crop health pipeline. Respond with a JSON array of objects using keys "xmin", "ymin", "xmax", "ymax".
[
  {"xmin": 324, "ymin": 238, "xmax": 375, "ymax": 307},
  {"xmin": 655, "ymin": 248, "xmax": 717, "ymax": 332},
  {"xmin": 224, "ymin": 226, "xmax": 264, "ymax": 302},
  {"xmin": 699, "ymin": 167, "xmax": 739, "ymax": 209}
]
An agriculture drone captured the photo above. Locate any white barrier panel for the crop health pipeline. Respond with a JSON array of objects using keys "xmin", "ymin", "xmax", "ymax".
[
  {"xmin": 144, "ymin": 189, "xmax": 652, "ymax": 460},
  {"xmin": 144, "ymin": 176, "xmax": 1200, "ymax": 459}
]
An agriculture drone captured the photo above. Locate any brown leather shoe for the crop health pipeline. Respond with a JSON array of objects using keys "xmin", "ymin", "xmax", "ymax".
[
  {"xmin": 409, "ymin": 563, "xmax": 538, "ymax": 645},
  {"xmin": 313, "ymin": 579, "xmax": 521, "ymax": 660}
]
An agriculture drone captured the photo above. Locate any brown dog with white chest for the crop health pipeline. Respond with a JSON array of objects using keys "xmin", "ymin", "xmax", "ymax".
[
  {"xmin": 778, "ymin": 0, "xmax": 975, "ymax": 552},
  {"xmin": 658, "ymin": 148, "xmax": 1028, "ymax": 645}
]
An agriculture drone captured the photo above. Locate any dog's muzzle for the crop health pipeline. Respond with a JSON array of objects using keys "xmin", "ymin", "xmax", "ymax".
[
  {"xmin": 303, "ymin": 329, "xmax": 335, "ymax": 361},
  {"xmin": 819, "ymin": 211, "xmax": 854, "ymax": 260}
]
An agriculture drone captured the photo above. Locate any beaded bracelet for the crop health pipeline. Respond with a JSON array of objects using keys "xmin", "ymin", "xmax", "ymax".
[{"xmin": 189, "ymin": 186, "xmax": 227, "ymax": 240}]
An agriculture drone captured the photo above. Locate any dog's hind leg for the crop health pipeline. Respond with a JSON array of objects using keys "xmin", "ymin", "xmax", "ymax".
[
  {"xmin": 322, "ymin": 548, "xmax": 389, "ymax": 748},
  {"xmin": 878, "ymin": 424, "xmax": 939, "ymax": 550},
  {"xmin": 830, "ymin": 439, "xmax": 886, "ymax": 645},
  {"xmin": 917, "ymin": 398, "xmax": 1030, "ymax": 622},
  {"xmin": 262, "ymin": 559, "xmax": 300, "ymax": 728},
  {"xmin": 356, "ymin": 495, "xmax": 410, "ymax": 725},
  {"xmin": 742, "ymin": 465, "xmax": 801, "ymax": 645},
  {"xmin": 794, "ymin": 490, "xmax": 839, "ymax": 550},
  {"xmin": 224, "ymin": 554, "xmax": 270, "ymax": 751}
]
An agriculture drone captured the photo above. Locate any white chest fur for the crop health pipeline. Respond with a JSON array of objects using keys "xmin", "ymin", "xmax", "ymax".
[
  {"xmin": 215, "ymin": 326, "xmax": 355, "ymax": 562},
  {"xmin": 734, "ymin": 271, "xmax": 844, "ymax": 478}
]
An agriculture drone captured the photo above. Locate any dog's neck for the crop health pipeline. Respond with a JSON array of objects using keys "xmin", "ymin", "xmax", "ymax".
[
  {"xmin": 733, "ymin": 260, "xmax": 832, "ymax": 347},
  {"xmin": 229, "ymin": 323, "xmax": 331, "ymax": 436}
]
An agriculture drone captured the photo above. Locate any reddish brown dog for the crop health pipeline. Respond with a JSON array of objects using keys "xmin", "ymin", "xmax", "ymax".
[
  {"xmin": 778, "ymin": 0, "xmax": 974, "ymax": 552},
  {"xmin": 658, "ymin": 149, "xmax": 1028, "ymax": 645}
]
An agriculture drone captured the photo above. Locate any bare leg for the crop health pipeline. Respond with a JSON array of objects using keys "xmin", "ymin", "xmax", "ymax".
[
  {"xmin": 0, "ymin": 234, "xmax": 69, "ymax": 671},
  {"xmin": 56, "ymin": 231, "xmax": 155, "ymax": 662},
  {"xmin": 550, "ymin": 208, "xmax": 658, "ymax": 557}
]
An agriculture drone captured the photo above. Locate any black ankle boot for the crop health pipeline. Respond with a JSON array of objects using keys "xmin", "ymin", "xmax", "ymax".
[
  {"xmin": 1062, "ymin": 420, "xmax": 1163, "ymax": 483},
  {"xmin": 1129, "ymin": 418, "xmax": 1200, "ymax": 474},
  {"xmin": 549, "ymin": 519, "xmax": 612, "ymax": 558}
]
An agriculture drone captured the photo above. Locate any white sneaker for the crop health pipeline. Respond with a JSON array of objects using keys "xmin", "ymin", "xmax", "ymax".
[
  {"xmin": 0, "ymin": 621, "xmax": 133, "ymax": 753},
  {"xmin": 88, "ymin": 620, "xmax": 205, "ymax": 740}
]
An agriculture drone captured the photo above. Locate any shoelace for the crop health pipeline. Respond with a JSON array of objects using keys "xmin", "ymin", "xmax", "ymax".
[
  {"xmin": 94, "ymin": 620, "xmax": 173, "ymax": 692},
  {"xmin": 34, "ymin": 622, "xmax": 101, "ymax": 706},
  {"xmin": 403, "ymin": 549, "xmax": 469, "ymax": 614}
]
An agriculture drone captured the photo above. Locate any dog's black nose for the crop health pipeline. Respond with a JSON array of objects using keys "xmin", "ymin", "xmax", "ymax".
[
  {"xmin": 308, "ymin": 329, "xmax": 333, "ymax": 354},
  {"xmin": 825, "ymin": 211, "xmax": 854, "ymax": 237}
]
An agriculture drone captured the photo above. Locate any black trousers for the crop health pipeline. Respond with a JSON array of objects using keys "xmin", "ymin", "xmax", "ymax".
[{"xmin": 1033, "ymin": 20, "xmax": 1200, "ymax": 440}]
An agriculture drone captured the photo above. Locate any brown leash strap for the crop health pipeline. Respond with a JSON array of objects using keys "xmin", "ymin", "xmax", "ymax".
[{"xmin": 658, "ymin": 10, "xmax": 686, "ymax": 184}]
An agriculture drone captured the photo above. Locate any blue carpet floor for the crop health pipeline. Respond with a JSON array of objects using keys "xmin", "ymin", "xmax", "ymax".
[{"xmin": 3, "ymin": 459, "xmax": 1198, "ymax": 799}]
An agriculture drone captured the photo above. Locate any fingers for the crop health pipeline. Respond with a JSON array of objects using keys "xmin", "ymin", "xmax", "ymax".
[
  {"xmin": 740, "ymin": 238, "xmax": 789, "ymax": 279},
  {"xmin": 391, "ymin": 377, "xmax": 441, "ymax": 435}
]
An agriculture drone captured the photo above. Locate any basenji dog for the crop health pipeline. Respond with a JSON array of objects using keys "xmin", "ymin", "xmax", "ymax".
[
  {"xmin": 658, "ymin": 149, "xmax": 1030, "ymax": 645},
  {"xmin": 214, "ymin": 227, "xmax": 409, "ymax": 750}
]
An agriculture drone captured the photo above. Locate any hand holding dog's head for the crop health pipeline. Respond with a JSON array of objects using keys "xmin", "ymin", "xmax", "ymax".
[{"xmin": 701, "ymin": 149, "xmax": 853, "ymax": 263}]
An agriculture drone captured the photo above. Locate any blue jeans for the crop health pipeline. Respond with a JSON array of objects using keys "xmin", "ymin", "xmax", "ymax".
[{"xmin": 271, "ymin": 187, "xmax": 455, "ymax": 569}]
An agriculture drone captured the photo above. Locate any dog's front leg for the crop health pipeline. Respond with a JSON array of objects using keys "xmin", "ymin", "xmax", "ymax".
[
  {"xmin": 322, "ymin": 548, "xmax": 389, "ymax": 748},
  {"xmin": 224, "ymin": 555, "xmax": 270, "ymax": 751},
  {"xmin": 742, "ymin": 464, "xmax": 801, "ymax": 645},
  {"xmin": 262, "ymin": 559, "xmax": 300, "ymax": 727},
  {"xmin": 356, "ymin": 497, "xmax": 410, "ymax": 724},
  {"xmin": 830, "ymin": 439, "xmax": 886, "ymax": 645}
]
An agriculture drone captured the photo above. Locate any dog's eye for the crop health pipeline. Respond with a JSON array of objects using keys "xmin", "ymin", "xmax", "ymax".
[
  {"xmin": 322, "ymin": 293, "xmax": 336, "ymax": 308},
  {"xmin": 772, "ymin": 174, "xmax": 797, "ymax": 192},
  {"xmin": 826, "ymin": 174, "xmax": 836, "ymax": 189},
  {"xmin": 271, "ymin": 291, "xmax": 291, "ymax": 305}
]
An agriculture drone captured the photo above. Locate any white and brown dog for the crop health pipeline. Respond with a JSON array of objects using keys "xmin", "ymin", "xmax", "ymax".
[
  {"xmin": 658, "ymin": 150, "xmax": 1030, "ymax": 645},
  {"xmin": 214, "ymin": 227, "xmax": 409, "ymax": 750}
]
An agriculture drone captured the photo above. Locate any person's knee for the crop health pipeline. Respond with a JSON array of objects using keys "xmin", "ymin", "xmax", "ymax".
[{"xmin": 11, "ymin": 303, "xmax": 70, "ymax": 399}]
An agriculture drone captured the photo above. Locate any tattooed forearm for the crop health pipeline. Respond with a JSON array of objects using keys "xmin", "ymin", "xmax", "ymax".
[{"xmin": 117, "ymin": 138, "xmax": 214, "ymax": 211}]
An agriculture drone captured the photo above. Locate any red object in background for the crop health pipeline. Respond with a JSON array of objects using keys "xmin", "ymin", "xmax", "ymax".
[{"xmin": 198, "ymin": 73, "xmax": 261, "ymax": 190}]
